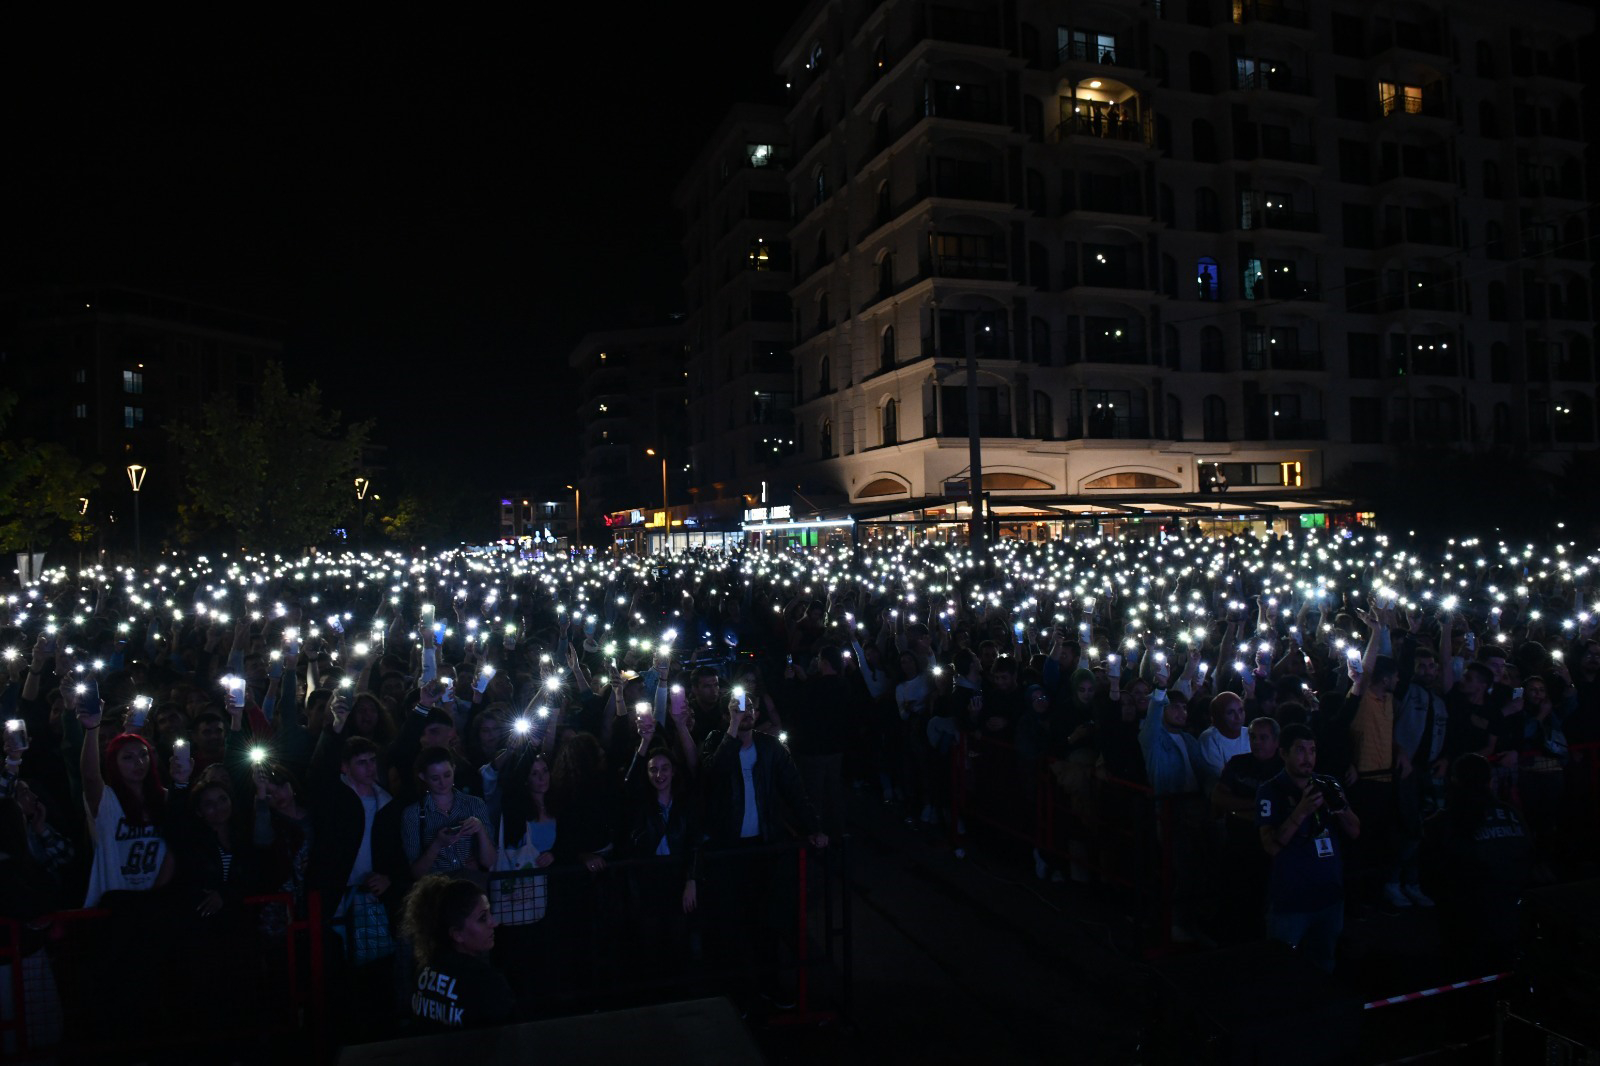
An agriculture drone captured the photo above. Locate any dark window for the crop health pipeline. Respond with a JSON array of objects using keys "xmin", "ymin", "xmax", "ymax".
[
  {"xmin": 1347, "ymin": 333, "xmax": 1380, "ymax": 378},
  {"xmin": 881, "ymin": 327, "xmax": 896, "ymax": 371},
  {"xmin": 1335, "ymin": 77, "xmax": 1368, "ymax": 121},
  {"xmin": 1189, "ymin": 52, "xmax": 1213, "ymax": 93},
  {"xmin": 1342, "ymin": 203, "xmax": 1374, "ymax": 249},
  {"xmin": 1349, "ymin": 397, "xmax": 1383, "ymax": 442},
  {"xmin": 1193, "ymin": 120, "xmax": 1216, "ymax": 162},
  {"xmin": 1331, "ymin": 14, "xmax": 1364, "ymax": 57},
  {"xmin": 940, "ymin": 385, "xmax": 1009, "ymax": 437},
  {"xmin": 882, "ymin": 400, "xmax": 898, "ymax": 445},
  {"xmin": 1338, "ymin": 140, "xmax": 1369, "ymax": 184}
]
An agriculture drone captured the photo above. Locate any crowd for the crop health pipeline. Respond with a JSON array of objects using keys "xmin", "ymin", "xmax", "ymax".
[{"xmin": 0, "ymin": 526, "xmax": 1594, "ymax": 1047}]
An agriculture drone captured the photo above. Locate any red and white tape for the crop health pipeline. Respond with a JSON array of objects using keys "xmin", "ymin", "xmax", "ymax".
[{"xmin": 1362, "ymin": 971, "xmax": 1511, "ymax": 1010}]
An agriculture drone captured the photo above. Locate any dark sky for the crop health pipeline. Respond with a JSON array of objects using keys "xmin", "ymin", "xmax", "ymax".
[{"xmin": 4, "ymin": 7, "xmax": 807, "ymax": 488}]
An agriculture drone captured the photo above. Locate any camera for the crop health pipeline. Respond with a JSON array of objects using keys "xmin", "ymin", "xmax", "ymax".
[{"xmin": 1312, "ymin": 774, "xmax": 1348, "ymax": 813}]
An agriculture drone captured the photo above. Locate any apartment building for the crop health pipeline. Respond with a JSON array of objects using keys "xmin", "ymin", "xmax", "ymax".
[
  {"xmin": 756, "ymin": 0, "xmax": 1593, "ymax": 535},
  {"xmin": 676, "ymin": 105, "xmax": 800, "ymax": 527}
]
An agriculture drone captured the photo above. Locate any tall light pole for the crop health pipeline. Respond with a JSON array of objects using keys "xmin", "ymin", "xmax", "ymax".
[
  {"xmin": 645, "ymin": 448, "xmax": 668, "ymax": 551},
  {"xmin": 565, "ymin": 483, "xmax": 581, "ymax": 554},
  {"xmin": 125, "ymin": 464, "xmax": 147, "ymax": 565},
  {"xmin": 354, "ymin": 477, "xmax": 370, "ymax": 551}
]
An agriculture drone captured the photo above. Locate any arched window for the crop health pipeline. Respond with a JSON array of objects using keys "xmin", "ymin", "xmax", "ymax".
[
  {"xmin": 1027, "ymin": 169, "xmax": 1046, "ymax": 213},
  {"xmin": 808, "ymin": 41, "xmax": 824, "ymax": 70},
  {"xmin": 1200, "ymin": 326, "xmax": 1225, "ymax": 372},
  {"xmin": 1486, "ymin": 222, "xmax": 1503, "ymax": 259},
  {"xmin": 1029, "ymin": 242, "xmax": 1050, "ymax": 287},
  {"xmin": 1492, "ymin": 401, "xmax": 1511, "ymax": 445},
  {"xmin": 1192, "ymin": 119, "xmax": 1217, "ymax": 163},
  {"xmin": 1165, "ymin": 395, "xmax": 1184, "ymax": 440},
  {"xmin": 1023, "ymin": 94, "xmax": 1043, "ymax": 139},
  {"xmin": 875, "ymin": 108, "xmax": 891, "ymax": 151},
  {"xmin": 1490, "ymin": 343, "xmax": 1511, "ymax": 382},
  {"xmin": 1162, "ymin": 254, "xmax": 1178, "ymax": 298},
  {"xmin": 1476, "ymin": 41, "xmax": 1494, "ymax": 77},
  {"xmin": 1196, "ymin": 256, "xmax": 1220, "ymax": 300},
  {"xmin": 1203, "ymin": 395, "xmax": 1228, "ymax": 441},
  {"xmin": 1478, "ymin": 101, "xmax": 1497, "ymax": 137},
  {"xmin": 1189, "ymin": 52, "xmax": 1213, "ymax": 93},
  {"xmin": 1164, "ymin": 324, "xmax": 1181, "ymax": 369},
  {"xmin": 819, "ymin": 354, "xmax": 832, "ymax": 393},
  {"xmin": 1488, "ymin": 282, "xmax": 1507, "ymax": 321},
  {"xmin": 876, "ymin": 181, "xmax": 891, "ymax": 226},
  {"xmin": 1030, "ymin": 317, "xmax": 1051, "ymax": 365},
  {"xmin": 1483, "ymin": 161, "xmax": 1501, "ymax": 198},
  {"xmin": 813, "ymin": 167, "xmax": 828, "ymax": 207},
  {"xmin": 820, "ymin": 418, "xmax": 833, "ymax": 457},
  {"xmin": 1033, "ymin": 391, "xmax": 1054, "ymax": 439},
  {"xmin": 872, "ymin": 38, "xmax": 888, "ymax": 78},
  {"xmin": 1194, "ymin": 187, "xmax": 1219, "ymax": 231},
  {"xmin": 877, "ymin": 253, "xmax": 894, "ymax": 299},
  {"xmin": 811, "ymin": 107, "xmax": 826, "ymax": 144},
  {"xmin": 881, "ymin": 326, "xmax": 896, "ymax": 371},
  {"xmin": 881, "ymin": 399, "xmax": 898, "ymax": 446}
]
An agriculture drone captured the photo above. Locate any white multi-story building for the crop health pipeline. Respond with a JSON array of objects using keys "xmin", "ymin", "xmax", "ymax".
[{"xmin": 753, "ymin": 0, "xmax": 1593, "ymax": 538}]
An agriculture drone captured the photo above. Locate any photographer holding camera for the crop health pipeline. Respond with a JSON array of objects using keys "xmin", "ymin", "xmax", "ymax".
[{"xmin": 1257, "ymin": 723, "xmax": 1361, "ymax": 973}]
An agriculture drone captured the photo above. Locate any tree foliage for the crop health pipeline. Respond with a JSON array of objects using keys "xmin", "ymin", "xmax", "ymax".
[
  {"xmin": 168, "ymin": 362, "xmax": 370, "ymax": 550},
  {"xmin": 0, "ymin": 391, "xmax": 105, "ymax": 555}
]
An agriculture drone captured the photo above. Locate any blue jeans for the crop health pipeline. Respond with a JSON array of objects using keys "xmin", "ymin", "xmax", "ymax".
[{"xmin": 1265, "ymin": 900, "xmax": 1344, "ymax": 973}]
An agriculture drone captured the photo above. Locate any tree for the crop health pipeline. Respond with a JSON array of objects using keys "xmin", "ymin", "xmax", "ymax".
[
  {"xmin": 168, "ymin": 362, "xmax": 371, "ymax": 550},
  {"xmin": 0, "ymin": 391, "xmax": 105, "ymax": 556}
]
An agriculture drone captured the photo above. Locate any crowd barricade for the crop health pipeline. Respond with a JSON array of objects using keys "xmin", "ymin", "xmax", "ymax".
[
  {"xmin": 951, "ymin": 734, "xmax": 1176, "ymax": 955},
  {"xmin": 1, "ymin": 891, "xmax": 326, "ymax": 1062},
  {"xmin": 480, "ymin": 837, "xmax": 852, "ymax": 1023}
]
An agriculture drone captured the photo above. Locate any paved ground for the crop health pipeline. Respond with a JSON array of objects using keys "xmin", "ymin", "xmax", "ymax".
[{"xmin": 744, "ymin": 790, "xmax": 1532, "ymax": 1066}]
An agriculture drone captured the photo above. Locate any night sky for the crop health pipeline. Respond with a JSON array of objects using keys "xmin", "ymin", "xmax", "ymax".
[{"xmin": 4, "ymin": 7, "xmax": 807, "ymax": 488}]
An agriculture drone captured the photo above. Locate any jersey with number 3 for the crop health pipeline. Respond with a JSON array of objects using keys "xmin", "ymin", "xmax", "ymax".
[
  {"xmin": 1255, "ymin": 771, "xmax": 1343, "ymax": 913},
  {"xmin": 84, "ymin": 787, "xmax": 168, "ymax": 906}
]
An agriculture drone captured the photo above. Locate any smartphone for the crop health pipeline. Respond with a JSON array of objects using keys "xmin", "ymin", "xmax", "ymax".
[
  {"xmin": 128, "ymin": 695, "xmax": 153, "ymax": 729},
  {"xmin": 475, "ymin": 664, "xmax": 496, "ymax": 693},
  {"xmin": 1512, "ymin": 687, "xmax": 1523, "ymax": 701},
  {"xmin": 4, "ymin": 719, "xmax": 27, "ymax": 752}
]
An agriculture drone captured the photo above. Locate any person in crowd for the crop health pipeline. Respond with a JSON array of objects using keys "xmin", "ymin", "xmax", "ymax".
[
  {"xmin": 1419, "ymin": 753, "xmax": 1532, "ymax": 973},
  {"xmin": 402, "ymin": 874, "xmax": 515, "ymax": 1030},
  {"xmin": 1198, "ymin": 692, "xmax": 1250, "ymax": 787},
  {"xmin": 1257, "ymin": 723, "xmax": 1361, "ymax": 973},
  {"xmin": 401, "ymin": 747, "xmax": 495, "ymax": 879}
]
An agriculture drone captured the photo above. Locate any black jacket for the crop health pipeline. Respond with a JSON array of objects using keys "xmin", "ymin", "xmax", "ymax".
[
  {"xmin": 306, "ymin": 727, "xmax": 401, "ymax": 917},
  {"xmin": 620, "ymin": 793, "xmax": 704, "ymax": 883},
  {"xmin": 696, "ymin": 730, "xmax": 820, "ymax": 846}
]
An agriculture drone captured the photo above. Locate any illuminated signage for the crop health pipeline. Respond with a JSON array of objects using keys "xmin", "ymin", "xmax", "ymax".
[{"xmin": 743, "ymin": 505, "xmax": 792, "ymax": 523}]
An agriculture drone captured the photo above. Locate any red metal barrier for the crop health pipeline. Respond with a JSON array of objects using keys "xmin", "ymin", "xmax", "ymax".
[{"xmin": 1, "ymin": 893, "xmax": 329, "ymax": 1062}]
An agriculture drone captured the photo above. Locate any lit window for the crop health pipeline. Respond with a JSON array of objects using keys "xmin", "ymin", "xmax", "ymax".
[
  {"xmin": 74, "ymin": 404, "xmax": 87, "ymax": 419},
  {"xmin": 73, "ymin": 368, "xmax": 87, "ymax": 384},
  {"xmin": 124, "ymin": 406, "xmax": 144, "ymax": 429},
  {"xmin": 747, "ymin": 143, "xmax": 774, "ymax": 168},
  {"xmin": 123, "ymin": 370, "xmax": 144, "ymax": 394}
]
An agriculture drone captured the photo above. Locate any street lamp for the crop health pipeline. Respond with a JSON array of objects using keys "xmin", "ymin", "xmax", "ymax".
[
  {"xmin": 645, "ymin": 448, "xmax": 668, "ymax": 553},
  {"xmin": 354, "ymin": 477, "xmax": 370, "ymax": 550},
  {"xmin": 125, "ymin": 464, "xmax": 147, "ymax": 565},
  {"xmin": 565, "ymin": 484, "xmax": 581, "ymax": 554}
]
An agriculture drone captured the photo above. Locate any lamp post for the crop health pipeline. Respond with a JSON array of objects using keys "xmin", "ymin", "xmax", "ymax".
[
  {"xmin": 645, "ymin": 448, "xmax": 668, "ymax": 551},
  {"xmin": 125, "ymin": 464, "xmax": 147, "ymax": 565},
  {"xmin": 565, "ymin": 483, "xmax": 581, "ymax": 555},
  {"xmin": 354, "ymin": 477, "xmax": 370, "ymax": 550}
]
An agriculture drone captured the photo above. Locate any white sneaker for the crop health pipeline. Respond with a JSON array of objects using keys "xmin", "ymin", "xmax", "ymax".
[
  {"xmin": 1402, "ymin": 884, "xmax": 1435, "ymax": 908},
  {"xmin": 1382, "ymin": 882, "xmax": 1413, "ymax": 908}
]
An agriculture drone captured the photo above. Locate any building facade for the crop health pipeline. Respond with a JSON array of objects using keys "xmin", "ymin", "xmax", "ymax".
[
  {"xmin": 750, "ymin": 0, "xmax": 1593, "ymax": 534},
  {"xmin": 676, "ymin": 105, "xmax": 800, "ymax": 526},
  {"xmin": 567, "ymin": 323, "xmax": 688, "ymax": 544}
]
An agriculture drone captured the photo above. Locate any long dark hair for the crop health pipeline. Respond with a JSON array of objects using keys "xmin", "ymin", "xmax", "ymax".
[{"xmin": 548, "ymin": 733, "xmax": 607, "ymax": 819}]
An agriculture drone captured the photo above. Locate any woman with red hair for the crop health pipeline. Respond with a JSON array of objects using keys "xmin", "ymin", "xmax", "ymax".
[{"xmin": 79, "ymin": 693, "xmax": 174, "ymax": 906}]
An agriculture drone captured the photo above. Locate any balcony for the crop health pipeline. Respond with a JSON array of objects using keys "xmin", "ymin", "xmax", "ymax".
[
  {"xmin": 1257, "ymin": 140, "xmax": 1315, "ymax": 165},
  {"xmin": 1378, "ymin": 221, "xmax": 1455, "ymax": 250},
  {"xmin": 931, "ymin": 256, "xmax": 1009, "ymax": 281},
  {"xmin": 1233, "ymin": 0, "xmax": 1310, "ymax": 29},
  {"xmin": 1065, "ymin": 338, "xmax": 1150, "ymax": 366},
  {"xmin": 1239, "ymin": 206, "xmax": 1319, "ymax": 233},
  {"xmin": 1053, "ymin": 114, "xmax": 1153, "ymax": 148},
  {"xmin": 1243, "ymin": 348, "xmax": 1324, "ymax": 371},
  {"xmin": 1270, "ymin": 418, "xmax": 1326, "ymax": 440},
  {"xmin": 1233, "ymin": 69, "xmax": 1313, "ymax": 96},
  {"xmin": 1377, "ymin": 288, "xmax": 1456, "ymax": 313},
  {"xmin": 925, "ymin": 5, "xmax": 1001, "ymax": 48}
]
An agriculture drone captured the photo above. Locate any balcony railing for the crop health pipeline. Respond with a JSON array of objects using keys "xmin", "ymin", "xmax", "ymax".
[
  {"xmin": 1235, "ymin": 70, "xmax": 1313, "ymax": 95},
  {"xmin": 1244, "ymin": 348, "xmax": 1324, "ymax": 371},
  {"xmin": 1233, "ymin": 0, "xmax": 1309, "ymax": 28},
  {"xmin": 1240, "ymin": 207, "xmax": 1320, "ymax": 232},
  {"xmin": 931, "ymin": 256, "xmax": 1009, "ymax": 281},
  {"xmin": 1065, "ymin": 339, "xmax": 1149, "ymax": 365},
  {"xmin": 1271, "ymin": 417, "xmax": 1326, "ymax": 439},
  {"xmin": 1054, "ymin": 114, "xmax": 1152, "ymax": 147}
]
